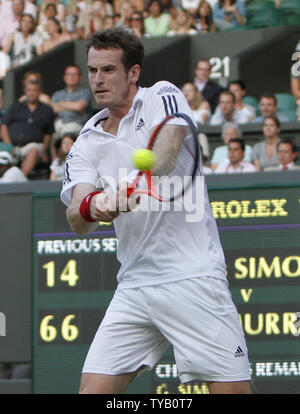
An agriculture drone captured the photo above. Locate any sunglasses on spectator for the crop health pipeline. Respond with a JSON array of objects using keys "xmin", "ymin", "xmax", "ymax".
[{"xmin": 130, "ymin": 17, "xmax": 141, "ymax": 21}]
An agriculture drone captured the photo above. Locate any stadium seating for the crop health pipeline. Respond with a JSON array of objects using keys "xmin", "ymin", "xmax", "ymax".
[
  {"xmin": 277, "ymin": 0, "xmax": 300, "ymax": 25},
  {"xmin": 243, "ymin": 96, "xmax": 258, "ymax": 109},
  {"xmin": 275, "ymin": 93, "xmax": 297, "ymax": 111},
  {"xmin": 0, "ymin": 142, "xmax": 14, "ymax": 155}
]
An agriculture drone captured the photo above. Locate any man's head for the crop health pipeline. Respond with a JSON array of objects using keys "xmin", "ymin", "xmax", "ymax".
[
  {"xmin": 228, "ymin": 138, "xmax": 245, "ymax": 166},
  {"xmin": 63, "ymin": 65, "xmax": 82, "ymax": 89},
  {"xmin": 12, "ymin": 0, "xmax": 25, "ymax": 17},
  {"xmin": 222, "ymin": 122, "xmax": 241, "ymax": 144},
  {"xmin": 195, "ymin": 60, "xmax": 211, "ymax": 83},
  {"xmin": 86, "ymin": 28, "xmax": 144, "ymax": 107},
  {"xmin": 219, "ymin": 91, "xmax": 235, "ymax": 118},
  {"xmin": 259, "ymin": 93, "xmax": 278, "ymax": 118},
  {"xmin": 24, "ymin": 82, "xmax": 40, "ymax": 103},
  {"xmin": 277, "ymin": 138, "xmax": 298, "ymax": 166},
  {"xmin": 228, "ymin": 80, "xmax": 246, "ymax": 104}
]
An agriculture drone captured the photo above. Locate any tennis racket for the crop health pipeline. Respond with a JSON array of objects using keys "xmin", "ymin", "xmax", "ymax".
[{"xmin": 127, "ymin": 112, "xmax": 200, "ymax": 203}]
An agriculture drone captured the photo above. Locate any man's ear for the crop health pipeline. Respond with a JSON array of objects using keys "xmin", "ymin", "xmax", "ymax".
[{"xmin": 129, "ymin": 64, "xmax": 141, "ymax": 84}]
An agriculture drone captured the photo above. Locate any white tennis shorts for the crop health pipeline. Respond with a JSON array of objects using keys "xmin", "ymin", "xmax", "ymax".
[{"xmin": 82, "ymin": 277, "xmax": 251, "ymax": 383}]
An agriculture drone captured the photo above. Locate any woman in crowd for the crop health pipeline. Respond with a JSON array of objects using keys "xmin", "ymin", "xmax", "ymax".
[
  {"xmin": 4, "ymin": 13, "xmax": 43, "ymax": 68},
  {"xmin": 193, "ymin": 1, "xmax": 216, "ymax": 33},
  {"xmin": 213, "ymin": 0, "xmax": 246, "ymax": 30},
  {"xmin": 50, "ymin": 134, "xmax": 76, "ymax": 181},
  {"xmin": 252, "ymin": 115, "xmax": 281, "ymax": 171},
  {"xmin": 181, "ymin": 82, "xmax": 211, "ymax": 124},
  {"xmin": 144, "ymin": 0, "xmax": 170, "ymax": 37},
  {"xmin": 167, "ymin": 7, "xmax": 198, "ymax": 36},
  {"xmin": 42, "ymin": 17, "xmax": 72, "ymax": 53},
  {"xmin": 38, "ymin": 0, "xmax": 66, "ymax": 27},
  {"xmin": 128, "ymin": 11, "xmax": 147, "ymax": 37}
]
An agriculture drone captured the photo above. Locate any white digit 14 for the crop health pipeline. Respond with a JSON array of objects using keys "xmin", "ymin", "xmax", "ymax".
[{"xmin": 43, "ymin": 260, "xmax": 79, "ymax": 287}]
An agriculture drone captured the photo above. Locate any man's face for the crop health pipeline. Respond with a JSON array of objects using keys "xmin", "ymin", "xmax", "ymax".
[
  {"xmin": 263, "ymin": 118, "xmax": 279, "ymax": 138},
  {"xmin": 219, "ymin": 93, "xmax": 234, "ymax": 116},
  {"xmin": 229, "ymin": 83, "xmax": 245, "ymax": 103},
  {"xmin": 195, "ymin": 61, "xmax": 211, "ymax": 82},
  {"xmin": 228, "ymin": 141, "xmax": 244, "ymax": 165},
  {"xmin": 277, "ymin": 143, "xmax": 297, "ymax": 166},
  {"xmin": 260, "ymin": 97, "xmax": 277, "ymax": 117},
  {"xmin": 12, "ymin": 0, "xmax": 24, "ymax": 16},
  {"xmin": 63, "ymin": 66, "xmax": 82, "ymax": 88},
  {"xmin": 25, "ymin": 84, "xmax": 40, "ymax": 103},
  {"xmin": 87, "ymin": 47, "xmax": 139, "ymax": 108}
]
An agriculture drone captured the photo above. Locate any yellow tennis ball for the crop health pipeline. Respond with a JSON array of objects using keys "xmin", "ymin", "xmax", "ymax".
[{"xmin": 133, "ymin": 149, "xmax": 156, "ymax": 171}]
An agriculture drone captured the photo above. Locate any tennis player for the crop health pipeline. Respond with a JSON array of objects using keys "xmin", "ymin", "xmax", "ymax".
[{"xmin": 60, "ymin": 28, "xmax": 251, "ymax": 394}]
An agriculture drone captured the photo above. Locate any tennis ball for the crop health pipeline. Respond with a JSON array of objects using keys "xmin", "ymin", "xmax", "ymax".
[{"xmin": 132, "ymin": 149, "xmax": 156, "ymax": 171}]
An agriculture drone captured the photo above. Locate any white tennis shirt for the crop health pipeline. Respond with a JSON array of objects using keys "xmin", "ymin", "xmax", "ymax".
[{"xmin": 61, "ymin": 81, "xmax": 227, "ymax": 289}]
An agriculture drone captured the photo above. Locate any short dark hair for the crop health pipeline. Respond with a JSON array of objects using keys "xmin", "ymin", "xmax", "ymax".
[
  {"xmin": 260, "ymin": 93, "xmax": 277, "ymax": 105},
  {"xmin": 220, "ymin": 90, "xmax": 236, "ymax": 103},
  {"xmin": 263, "ymin": 115, "xmax": 281, "ymax": 128},
  {"xmin": 229, "ymin": 138, "xmax": 245, "ymax": 152},
  {"xmin": 229, "ymin": 80, "xmax": 246, "ymax": 91},
  {"xmin": 86, "ymin": 28, "xmax": 144, "ymax": 73},
  {"xmin": 277, "ymin": 137, "xmax": 298, "ymax": 153}
]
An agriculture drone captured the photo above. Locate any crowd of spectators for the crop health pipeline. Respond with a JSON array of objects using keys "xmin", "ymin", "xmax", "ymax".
[{"xmin": 0, "ymin": 0, "xmax": 299, "ymax": 182}]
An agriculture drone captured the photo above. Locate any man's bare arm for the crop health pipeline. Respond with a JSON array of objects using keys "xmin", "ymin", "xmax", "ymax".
[{"xmin": 66, "ymin": 183, "xmax": 120, "ymax": 235}]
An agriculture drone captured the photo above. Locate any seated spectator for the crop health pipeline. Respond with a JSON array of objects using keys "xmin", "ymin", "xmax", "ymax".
[
  {"xmin": 3, "ymin": 13, "xmax": 43, "ymax": 69},
  {"xmin": 144, "ymin": 0, "xmax": 170, "ymax": 37},
  {"xmin": 0, "ymin": 82, "xmax": 55, "ymax": 177},
  {"xmin": 193, "ymin": 0, "xmax": 216, "ymax": 33},
  {"xmin": 253, "ymin": 93, "xmax": 289, "ymax": 123},
  {"xmin": 37, "ymin": 3, "xmax": 59, "ymax": 41},
  {"xmin": 228, "ymin": 80, "xmax": 256, "ymax": 121},
  {"xmin": 115, "ymin": 0, "xmax": 135, "ymax": 29},
  {"xmin": 210, "ymin": 121, "xmax": 253, "ymax": 170},
  {"xmin": 114, "ymin": 0, "xmax": 144, "ymax": 14},
  {"xmin": 50, "ymin": 133, "xmax": 76, "ymax": 180},
  {"xmin": 181, "ymin": 82, "xmax": 211, "ymax": 124},
  {"xmin": 167, "ymin": 7, "xmax": 198, "ymax": 36},
  {"xmin": 42, "ymin": 17, "xmax": 72, "ymax": 53},
  {"xmin": 264, "ymin": 138, "xmax": 300, "ymax": 171},
  {"xmin": 215, "ymin": 138, "xmax": 257, "ymax": 174},
  {"xmin": 128, "ymin": 11, "xmax": 148, "ymax": 38},
  {"xmin": 0, "ymin": 150, "xmax": 28, "ymax": 182},
  {"xmin": 102, "ymin": 15, "xmax": 116, "ymax": 30},
  {"xmin": 252, "ymin": 115, "xmax": 281, "ymax": 171},
  {"xmin": 213, "ymin": 0, "xmax": 246, "ymax": 31},
  {"xmin": 50, "ymin": 65, "xmax": 92, "ymax": 146},
  {"xmin": 76, "ymin": 0, "xmax": 113, "ymax": 39},
  {"xmin": 38, "ymin": 0, "xmax": 66, "ymax": 27},
  {"xmin": 194, "ymin": 59, "xmax": 224, "ymax": 113},
  {"xmin": 83, "ymin": 0, "xmax": 107, "ymax": 37},
  {"xmin": 210, "ymin": 90, "xmax": 249, "ymax": 125},
  {"xmin": 19, "ymin": 71, "xmax": 51, "ymax": 104},
  {"xmin": 0, "ymin": 0, "xmax": 37, "ymax": 49}
]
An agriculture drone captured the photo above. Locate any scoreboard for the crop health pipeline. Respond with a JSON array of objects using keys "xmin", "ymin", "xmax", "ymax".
[{"xmin": 31, "ymin": 182, "xmax": 300, "ymax": 394}]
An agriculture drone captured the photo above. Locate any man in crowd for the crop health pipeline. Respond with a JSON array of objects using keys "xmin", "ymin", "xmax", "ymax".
[
  {"xmin": 50, "ymin": 65, "xmax": 93, "ymax": 143},
  {"xmin": 210, "ymin": 90, "xmax": 249, "ymax": 125},
  {"xmin": 215, "ymin": 138, "xmax": 257, "ymax": 174},
  {"xmin": 253, "ymin": 93, "xmax": 289, "ymax": 123},
  {"xmin": 194, "ymin": 59, "xmax": 223, "ymax": 113},
  {"xmin": 0, "ymin": 82, "xmax": 55, "ymax": 176},
  {"xmin": 264, "ymin": 138, "xmax": 300, "ymax": 171}
]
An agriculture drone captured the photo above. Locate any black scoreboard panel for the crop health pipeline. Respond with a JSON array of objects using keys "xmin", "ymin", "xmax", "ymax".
[{"xmin": 31, "ymin": 184, "xmax": 300, "ymax": 394}]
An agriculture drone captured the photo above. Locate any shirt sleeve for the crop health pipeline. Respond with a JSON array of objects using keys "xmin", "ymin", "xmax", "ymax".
[{"xmin": 60, "ymin": 136, "xmax": 99, "ymax": 206}]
